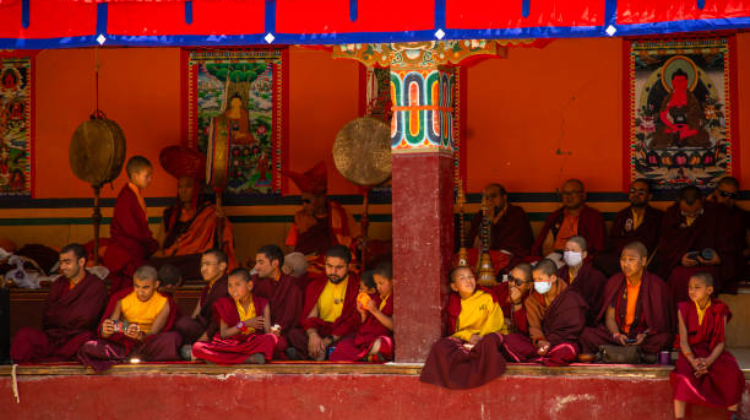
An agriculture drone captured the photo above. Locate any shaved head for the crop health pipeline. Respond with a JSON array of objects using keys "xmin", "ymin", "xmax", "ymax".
[{"xmin": 622, "ymin": 241, "xmax": 648, "ymax": 259}]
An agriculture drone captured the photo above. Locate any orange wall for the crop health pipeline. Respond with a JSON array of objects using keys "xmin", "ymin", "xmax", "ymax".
[{"xmin": 33, "ymin": 46, "xmax": 361, "ymax": 199}]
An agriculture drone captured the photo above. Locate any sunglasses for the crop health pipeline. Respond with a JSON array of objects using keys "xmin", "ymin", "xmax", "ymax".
[
  {"xmin": 719, "ymin": 190, "xmax": 738, "ymax": 199},
  {"xmin": 301, "ymin": 198, "xmax": 312, "ymax": 204},
  {"xmin": 508, "ymin": 276, "xmax": 533, "ymax": 287}
]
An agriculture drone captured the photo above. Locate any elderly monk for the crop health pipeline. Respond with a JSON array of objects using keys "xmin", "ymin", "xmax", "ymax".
[
  {"xmin": 77, "ymin": 265, "xmax": 180, "ymax": 372},
  {"xmin": 707, "ymin": 176, "xmax": 747, "ymax": 292},
  {"xmin": 173, "ymin": 249, "xmax": 230, "ymax": 357},
  {"xmin": 464, "ymin": 184, "xmax": 533, "ymax": 273},
  {"xmin": 252, "ymin": 244, "xmax": 303, "ymax": 358},
  {"xmin": 11, "ymin": 244, "xmax": 107, "ymax": 363},
  {"xmin": 287, "ymin": 245, "xmax": 360, "ymax": 360},
  {"xmin": 283, "ymin": 163, "xmax": 360, "ymax": 265},
  {"xmin": 532, "ymin": 179, "xmax": 605, "ymax": 258},
  {"xmin": 656, "ymin": 186, "xmax": 733, "ymax": 303},
  {"xmin": 502, "ymin": 259, "xmax": 587, "ymax": 366},
  {"xmin": 594, "ymin": 179, "xmax": 663, "ymax": 277},
  {"xmin": 557, "ymin": 236, "xmax": 607, "ymax": 324},
  {"xmin": 152, "ymin": 146, "xmax": 237, "ymax": 278},
  {"xmin": 579, "ymin": 242, "xmax": 674, "ymax": 361}
]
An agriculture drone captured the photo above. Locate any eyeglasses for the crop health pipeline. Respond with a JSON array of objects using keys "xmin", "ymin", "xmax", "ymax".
[
  {"xmin": 629, "ymin": 188, "xmax": 648, "ymax": 196},
  {"xmin": 719, "ymin": 190, "xmax": 738, "ymax": 199}
]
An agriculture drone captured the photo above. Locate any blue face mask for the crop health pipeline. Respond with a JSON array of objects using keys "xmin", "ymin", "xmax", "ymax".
[{"xmin": 534, "ymin": 281, "xmax": 552, "ymax": 295}]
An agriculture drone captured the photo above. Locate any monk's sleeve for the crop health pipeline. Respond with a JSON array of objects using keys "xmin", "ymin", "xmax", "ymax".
[
  {"xmin": 479, "ymin": 302, "xmax": 505, "ymax": 336},
  {"xmin": 113, "ymin": 192, "xmax": 158, "ymax": 254},
  {"xmin": 525, "ymin": 299, "xmax": 546, "ymax": 345},
  {"xmin": 589, "ymin": 210, "xmax": 606, "ymax": 255},
  {"xmin": 512, "ymin": 306, "xmax": 528, "ymax": 335}
]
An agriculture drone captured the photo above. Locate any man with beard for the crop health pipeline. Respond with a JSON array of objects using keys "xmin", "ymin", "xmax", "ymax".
[
  {"xmin": 287, "ymin": 245, "xmax": 360, "ymax": 360},
  {"xmin": 11, "ymin": 244, "xmax": 107, "ymax": 363},
  {"xmin": 707, "ymin": 176, "xmax": 747, "ymax": 292},
  {"xmin": 532, "ymin": 179, "xmax": 605, "ymax": 258},
  {"xmin": 463, "ymin": 184, "xmax": 533, "ymax": 273},
  {"xmin": 594, "ymin": 179, "xmax": 663, "ymax": 276}
]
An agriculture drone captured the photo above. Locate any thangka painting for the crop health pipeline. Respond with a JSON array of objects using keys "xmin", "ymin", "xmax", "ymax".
[
  {"xmin": 0, "ymin": 53, "xmax": 33, "ymax": 197},
  {"xmin": 626, "ymin": 38, "xmax": 737, "ymax": 191},
  {"xmin": 184, "ymin": 48, "xmax": 287, "ymax": 195}
]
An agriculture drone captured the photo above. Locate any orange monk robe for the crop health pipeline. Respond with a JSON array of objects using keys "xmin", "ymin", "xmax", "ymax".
[
  {"xmin": 161, "ymin": 203, "xmax": 237, "ymax": 269},
  {"xmin": 285, "ymin": 201, "xmax": 360, "ymax": 258}
]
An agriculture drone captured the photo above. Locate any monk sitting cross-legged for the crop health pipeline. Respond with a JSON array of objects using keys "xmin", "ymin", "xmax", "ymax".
[
  {"xmin": 11, "ymin": 243, "xmax": 107, "ymax": 363},
  {"xmin": 191, "ymin": 268, "xmax": 278, "ymax": 364},
  {"xmin": 286, "ymin": 245, "xmax": 360, "ymax": 360},
  {"xmin": 579, "ymin": 241, "xmax": 674, "ymax": 362},
  {"xmin": 420, "ymin": 266, "xmax": 507, "ymax": 389},
  {"xmin": 330, "ymin": 262, "xmax": 394, "ymax": 362},
  {"xmin": 251, "ymin": 244, "xmax": 303, "ymax": 359},
  {"xmin": 77, "ymin": 265, "xmax": 181, "ymax": 372},
  {"xmin": 502, "ymin": 259, "xmax": 587, "ymax": 366},
  {"xmin": 557, "ymin": 236, "xmax": 607, "ymax": 325}
]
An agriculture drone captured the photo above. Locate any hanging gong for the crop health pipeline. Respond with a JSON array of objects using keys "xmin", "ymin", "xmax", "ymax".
[
  {"xmin": 332, "ymin": 117, "xmax": 391, "ymax": 186},
  {"xmin": 206, "ymin": 114, "xmax": 231, "ymax": 192},
  {"xmin": 69, "ymin": 116, "xmax": 127, "ymax": 187}
]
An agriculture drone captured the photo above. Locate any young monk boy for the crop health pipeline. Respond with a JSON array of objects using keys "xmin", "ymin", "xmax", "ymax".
[
  {"xmin": 157, "ymin": 264, "xmax": 183, "ymax": 297},
  {"xmin": 104, "ymin": 156, "xmax": 159, "ymax": 294},
  {"xmin": 77, "ymin": 265, "xmax": 180, "ymax": 372},
  {"xmin": 420, "ymin": 266, "xmax": 506, "ymax": 389},
  {"xmin": 331, "ymin": 263, "xmax": 394, "ymax": 362},
  {"xmin": 671, "ymin": 272, "xmax": 744, "ymax": 420},
  {"xmin": 191, "ymin": 268, "xmax": 278, "ymax": 364},
  {"xmin": 359, "ymin": 270, "xmax": 377, "ymax": 295},
  {"xmin": 502, "ymin": 259, "xmax": 587, "ymax": 366}
]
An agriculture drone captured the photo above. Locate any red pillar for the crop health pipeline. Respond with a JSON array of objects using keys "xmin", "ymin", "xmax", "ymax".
[{"xmin": 391, "ymin": 65, "xmax": 455, "ymax": 362}]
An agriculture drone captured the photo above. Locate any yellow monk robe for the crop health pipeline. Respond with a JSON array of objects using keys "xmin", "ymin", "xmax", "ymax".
[
  {"xmin": 695, "ymin": 300, "xmax": 711, "ymax": 326},
  {"xmin": 235, "ymin": 299, "xmax": 257, "ymax": 335},
  {"xmin": 631, "ymin": 209, "xmax": 644, "ymax": 230},
  {"xmin": 452, "ymin": 290, "xmax": 505, "ymax": 342},
  {"xmin": 318, "ymin": 278, "xmax": 348, "ymax": 323},
  {"xmin": 622, "ymin": 280, "xmax": 641, "ymax": 334},
  {"xmin": 120, "ymin": 291, "xmax": 168, "ymax": 334}
]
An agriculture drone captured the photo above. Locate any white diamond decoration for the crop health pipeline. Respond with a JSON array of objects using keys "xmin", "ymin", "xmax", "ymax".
[
  {"xmin": 605, "ymin": 25, "xmax": 617, "ymax": 36},
  {"xmin": 264, "ymin": 33, "xmax": 275, "ymax": 44},
  {"xmin": 435, "ymin": 29, "xmax": 445, "ymax": 40},
  {"xmin": 96, "ymin": 34, "xmax": 107, "ymax": 45}
]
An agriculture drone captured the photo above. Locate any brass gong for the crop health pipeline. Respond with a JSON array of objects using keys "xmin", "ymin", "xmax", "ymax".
[
  {"xmin": 69, "ymin": 116, "xmax": 127, "ymax": 187},
  {"xmin": 332, "ymin": 117, "xmax": 391, "ymax": 186}
]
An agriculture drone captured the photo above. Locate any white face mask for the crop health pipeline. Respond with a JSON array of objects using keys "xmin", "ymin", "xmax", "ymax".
[
  {"xmin": 563, "ymin": 251, "xmax": 583, "ymax": 267},
  {"xmin": 534, "ymin": 281, "xmax": 552, "ymax": 295}
]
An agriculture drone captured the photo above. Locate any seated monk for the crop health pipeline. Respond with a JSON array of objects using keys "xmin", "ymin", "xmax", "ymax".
[
  {"xmin": 531, "ymin": 179, "xmax": 605, "ymax": 258},
  {"xmin": 579, "ymin": 242, "xmax": 674, "ymax": 361},
  {"xmin": 173, "ymin": 249, "xmax": 230, "ymax": 358},
  {"xmin": 103, "ymin": 156, "xmax": 159, "ymax": 294},
  {"xmin": 330, "ymin": 262, "xmax": 394, "ymax": 362},
  {"xmin": 655, "ymin": 186, "xmax": 733, "ymax": 303},
  {"xmin": 77, "ymin": 265, "xmax": 180, "ymax": 372},
  {"xmin": 594, "ymin": 179, "xmax": 663, "ymax": 277},
  {"xmin": 506, "ymin": 263, "xmax": 534, "ymax": 335},
  {"xmin": 191, "ymin": 268, "xmax": 278, "ymax": 364},
  {"xmin": 11, "ymin": 244, "xmax": 107, "ymax": 363},
  {"xmin": 153, "ymin": 146, "xmax": 237, "ymax": 278},
  {"xmin": 558, "ymin": 236, "xmax": 607, "ymax": 324},
  {"xmin": 502, "ymin": 259, "xmax": 587, "ymax": 366},
  {"xmin": 419, "ymin": 266, "xmax": 506, "ymax": 389},
  {"xmin": 251, "ymin": 244, "xmax": 303, "ymax": 358},
  {"xmin": 706, "ymin": 176, "xmax": 747, "ymax": 292},
  {"xmin": 287, "ymin": 245, "xmax": 360, "ymax": 361},
  {"xmin": 283, "ymin": 252, "xmax": 311, "ymax": 291},
  {"xmin": 282, "ymin": 162, "xmax": 360, "ymax": 274},
  {"xmin": 463, "ymin": 184, "xmax": 533, "ymax": 273},
  {"xmin": 156, "ymin": 264, "xmax": 183, "ymax": 298}
]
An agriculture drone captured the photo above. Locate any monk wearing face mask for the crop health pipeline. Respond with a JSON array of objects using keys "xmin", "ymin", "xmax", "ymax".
[{"xmin": 557, "ymin": 236, "xmax": 607, "ymax": 325}]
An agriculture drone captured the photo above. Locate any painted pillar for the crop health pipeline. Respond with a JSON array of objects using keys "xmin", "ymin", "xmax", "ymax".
[{"xmin": 391, "ymin": 63, "xmax": 455, "ymax": 362}]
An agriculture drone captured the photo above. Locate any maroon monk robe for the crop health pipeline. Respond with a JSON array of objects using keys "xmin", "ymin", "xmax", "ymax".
[
  {"xmin": 655, "ymin": 202, "xmax": 734, "ymax": 302},
  {"xmin": 420, "ymin": 290, "xmax": 506, "ymax": 390},
  {"xmin": 718, "ymin": 205, "xmax": 747, "ymax": 292},
  {"xmin": 557, "ymin": 263, "xmax": 607, "ymax": 325},
  {"xmin": 11, "ymin": 272, "xmax": 107, "ymax": 363},
  {"xmin": 287, "ymin": 273, "xmax": 361, "ymax": 358},
  {"xmin": 174, "ymin": 275, "xmax": 229, "ymax": 344},
  {"xmin": 466, "ymin": 204, "xmax": 534, "ymax": 258},
  {"xmin": 330, "ymin": 294, "xmax": 394, "ymax": 362},
  {"xmin": 77, "ymin": 287, "xmax": 180, "ymax": 372},
  {"xmin": 103, "ymin": 185, "xmax": 159, "ymax": 293},
  {"xmin": 502, "ymin": 288, "xmax": 587, "ymax": 366},
  {"xmin": 531, "ymin": 205, "xmax": 606, "ymax": 257},
  {"xmin": 594, "ymin": 205, "xmax": 664, "ymax": 276},
  {"xmin": 578, "ymin": 271, "xmax": 674, "ymax": 355},
  {"xmin": 670, "ymin": 300, "xmax": 744, "ymax": 408},
  {"xmin": 191, "ymin": 296, "xmax": 278, "ymax": 364},
  {"xmin": 251, "ymin": 273, "xmax": 303, "ymax": 356}
]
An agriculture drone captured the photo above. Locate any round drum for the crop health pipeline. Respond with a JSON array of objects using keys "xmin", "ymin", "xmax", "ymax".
[
  {"xmin": 333, "ymin": 117, "xmax": 391, "ymax": 186},
  {"xmin": 206, "ymin": 114, "xmax": 231, "ymax": 192},
  {"xmin": 69, "ymin": 117, "xmax": 127, "ymax": 187}
]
